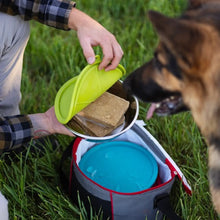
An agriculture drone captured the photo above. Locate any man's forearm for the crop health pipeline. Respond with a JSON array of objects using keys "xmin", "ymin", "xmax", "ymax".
[
  {"xmin": 29, "ymin": 107, "xmax": 74, "ymax": 139},
  {"xmin": 0, "ymin": 0, "xmax": 76, "ymax": 30},
  {"xmin": 29, "ymin": 113, "xmax": 51, "ymax": 139},
  {"xmin": 0, "ymin": 107, "xmax": 73, "ymax": 154}
]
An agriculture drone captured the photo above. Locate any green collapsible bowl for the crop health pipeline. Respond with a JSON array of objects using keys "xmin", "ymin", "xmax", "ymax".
[
  {"xmin": 55, "ymin": 55, "xmax": 126, "ymax": 124},
  {"xmin": 66, "ymin": 80, "xmax": 139, "ymax": 141}
]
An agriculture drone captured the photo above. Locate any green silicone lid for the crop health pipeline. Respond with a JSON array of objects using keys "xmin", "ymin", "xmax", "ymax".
[{"xmin": 55, "ymin": 55, "xmax": 126, "ymax": 124}]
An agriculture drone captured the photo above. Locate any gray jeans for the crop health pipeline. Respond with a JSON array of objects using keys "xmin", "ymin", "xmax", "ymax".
[
  {"xmin": 0, "ymin": 12, "xmax": 30, "ymax": 116},
  {"xmin": 0, "ymin": 192, "xmax": 8, "ymax": 220}
]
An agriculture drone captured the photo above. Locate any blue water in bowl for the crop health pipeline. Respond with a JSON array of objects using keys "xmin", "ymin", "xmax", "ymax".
[{"xmin": 79, "ymin": 141, "xmax": 158, "ymax": 193}]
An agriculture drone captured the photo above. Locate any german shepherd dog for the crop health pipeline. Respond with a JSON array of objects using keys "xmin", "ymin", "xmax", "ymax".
[{"xmin": 123, "ymin": 0, "xmax": 220, "ymax": 215}]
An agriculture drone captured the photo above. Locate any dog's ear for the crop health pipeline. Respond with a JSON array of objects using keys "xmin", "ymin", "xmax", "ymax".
[
  {"xmin": 148, "ymin": 11, "xmax": 201, "ymax": 49},
  {"xmin": 188, "ymin": 0, "xmax": 205, "ymax": 9},
  {"xmin": 148, "ymin": 10, "xmax": 203, "ymax": 69},
  {"xmin": 188, "ymin": 0, "xmax": 217, "ymax": 10}
]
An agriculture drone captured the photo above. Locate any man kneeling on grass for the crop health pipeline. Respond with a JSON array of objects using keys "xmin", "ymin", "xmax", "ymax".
[{"xmin": 0, "ymin": 0, "xmax": 123, "ymax": 219}]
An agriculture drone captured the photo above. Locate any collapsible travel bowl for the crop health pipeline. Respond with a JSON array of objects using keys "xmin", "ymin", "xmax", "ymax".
[
  {"xmin": 79, "ymin": 141, "xmax": 158, "ymax": 193},
  {"xmin": 55, "ymin": 55, "xmax": 139, "ymax": 141},
  {"xmin": 55, "ymin": 55, "xmax": 126, "ymax": 124}
]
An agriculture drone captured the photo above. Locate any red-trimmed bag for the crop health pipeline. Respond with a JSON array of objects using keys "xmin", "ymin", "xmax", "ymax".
[{"xmin": 60, "ymin": 121, "xmax": 191, "ymax": 220}]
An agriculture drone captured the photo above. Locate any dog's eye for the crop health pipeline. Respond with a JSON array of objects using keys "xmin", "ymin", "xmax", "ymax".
[{"xmin": 153, "ymin": 53, "xmax": 163, "ymax": 71}]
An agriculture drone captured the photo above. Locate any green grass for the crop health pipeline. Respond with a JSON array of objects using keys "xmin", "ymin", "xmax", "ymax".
[{"xmin": 0, "ymin": 0, "xmax": 218, "ymax": 219}]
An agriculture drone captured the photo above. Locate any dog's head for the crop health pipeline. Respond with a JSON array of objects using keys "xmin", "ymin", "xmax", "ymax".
[{"xmin": 124, "ymin": 0, "xmax": 220, "ymax": 134}]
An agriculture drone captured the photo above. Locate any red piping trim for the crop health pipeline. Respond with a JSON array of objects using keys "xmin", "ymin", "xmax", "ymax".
[
  {"xmin": 69, "ymin": 137, "xmax": 83, "ymax": 193},
  {"xmin": 69, "ymin": 159, "xmax": 74, "ymax": 194},
  {"xmin": 72, "ymin": 137, "xmax": 83, "ymax": 160},
  {"xmin": 75, "ymin": 161, "xmax": 175, "ymax": 195},
  {"xmin": 165, "ymin": 158, "xmax": 192, "ymax": 195},
  {"xmin": 110, "ymin": 192, "xmax": 114, "ymax": 220}
]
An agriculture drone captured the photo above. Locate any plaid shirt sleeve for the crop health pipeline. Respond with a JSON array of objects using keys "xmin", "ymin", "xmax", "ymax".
[
  {"xmin": 0, "ymin": 0, "xmax": 76, "ymax": 30},
  {"xmin": 0, "ymin": 115, "xmax": 34, "ymax": 154}
]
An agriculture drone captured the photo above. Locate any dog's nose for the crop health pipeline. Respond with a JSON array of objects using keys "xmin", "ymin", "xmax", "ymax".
[{"xmin": 123, "ymin": 76, "xmax": 132, "ymax": 93}]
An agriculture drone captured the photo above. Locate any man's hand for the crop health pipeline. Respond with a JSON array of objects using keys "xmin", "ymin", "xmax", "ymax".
[
  {"xmin": 68, "ymin": 8, "xmax": 123, "ymax": 71},
  {"xmin": 29, "ymin": 107, "xmax": 74, "ymax": 138}
]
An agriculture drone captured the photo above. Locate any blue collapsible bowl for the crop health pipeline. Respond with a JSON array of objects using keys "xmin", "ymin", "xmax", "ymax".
[{"xmin": 79, "ymin": 141, "xmax": 158, "ymax": 193}]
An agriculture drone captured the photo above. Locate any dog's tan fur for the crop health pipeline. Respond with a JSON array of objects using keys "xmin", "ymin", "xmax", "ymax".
[{"xmin": 124, "ymin": 0, "xmax": 220, "ymax": 215}]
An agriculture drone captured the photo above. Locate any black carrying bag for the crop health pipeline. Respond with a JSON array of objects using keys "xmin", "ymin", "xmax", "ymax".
[{"xmin": 60, "ymin": 121, "xmax": 191, "ymax": 220}]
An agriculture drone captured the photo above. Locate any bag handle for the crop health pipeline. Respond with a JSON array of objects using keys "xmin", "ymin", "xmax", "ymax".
[{"xmin": 155, "ymin": 193, "xmax": 182, "ymax": 220}]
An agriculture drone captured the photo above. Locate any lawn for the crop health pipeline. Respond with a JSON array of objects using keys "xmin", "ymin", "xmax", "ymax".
[{"xmin": 0, "ymin": 0, "xmax": 218, "ymax": 219}]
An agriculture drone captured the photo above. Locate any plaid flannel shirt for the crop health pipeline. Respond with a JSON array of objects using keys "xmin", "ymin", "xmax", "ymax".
[
  {"xmin": 0, "ymin": 0, "xmax": 76, "ymax": 30},
  {"xmin": 0, "ymin": 115, "xmax": 33, "ymax": 154},
  {"xmin": 0, "ymin": 0, "xmax": 76, "ymax": 152}
]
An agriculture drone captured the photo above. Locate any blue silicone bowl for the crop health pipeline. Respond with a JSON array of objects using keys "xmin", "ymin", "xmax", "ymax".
[{"xmin": 79, "ymin": 141, "xmax": 158, "ymax": 193}]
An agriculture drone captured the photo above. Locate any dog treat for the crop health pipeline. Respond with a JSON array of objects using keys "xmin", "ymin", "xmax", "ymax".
[
  {"xmin": 71, "ymin": 115, "xmax": 125, "ymax": 137},
  {"xmin": 67, "ymin": 92, "xmax": 129, "ymax": 137},
  {"xmin": 77, "ymin": 92, "xmax": 129, "ymax": 127}
]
